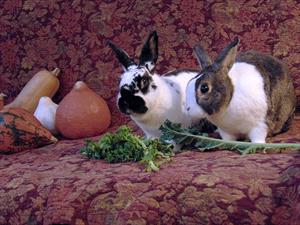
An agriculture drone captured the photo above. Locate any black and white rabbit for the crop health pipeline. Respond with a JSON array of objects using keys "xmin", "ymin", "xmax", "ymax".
[
  {"xmin": 108, "ymin": 31, "xmax": 215, "ymax": 138},
  {"xmin": 185, "ymin": 38, "xmax": 296, "ymax": 143}
]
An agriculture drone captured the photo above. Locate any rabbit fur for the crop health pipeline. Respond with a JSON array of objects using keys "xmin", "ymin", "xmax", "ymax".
[
  {"xmin": 108, "ymin": 31, "xmax": 215, "ymax": 138},
  {"xmin": 185, "ymin": 38, "xmax": 296, "ymax": 143}
]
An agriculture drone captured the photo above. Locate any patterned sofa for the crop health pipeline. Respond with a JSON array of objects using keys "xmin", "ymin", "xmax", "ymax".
[{"xmin": 0, "ymin": 1, "xmax": 300, "ymax": 225}]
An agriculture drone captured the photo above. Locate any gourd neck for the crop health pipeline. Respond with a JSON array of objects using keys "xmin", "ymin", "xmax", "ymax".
[
  {"xmin": 0, "ymin": 93, "xmax": 6, "ymax": 98},
  {"xmin": 51, "ymin": 68, "xmax": 61, "ymax": 77}
]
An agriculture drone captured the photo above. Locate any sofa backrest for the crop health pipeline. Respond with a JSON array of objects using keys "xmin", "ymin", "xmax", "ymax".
[{"xmin": 1, "ymin": 1, "xmax": 299, "ymax": 127}]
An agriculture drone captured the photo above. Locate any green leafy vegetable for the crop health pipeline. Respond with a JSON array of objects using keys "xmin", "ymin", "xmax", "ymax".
[
  {"xmin": 81, "ymin": 121, "xmax": 300, "ymax": 172},
  {"xmin": 80, "ymin": 126, "xmax": 173, "ymax": 172},
  {"xmin": 160, "ymin": 120, "xmax": 300, "ymax": 154}
]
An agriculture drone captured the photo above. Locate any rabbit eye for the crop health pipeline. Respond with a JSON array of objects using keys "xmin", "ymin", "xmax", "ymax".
[
  {"xmin": 200, "ymin": 83, "xmax": 209, "ymax": 94},
  {"xmin": 141, "ymin": 77, "xmax": 149, "ymax": 86}
]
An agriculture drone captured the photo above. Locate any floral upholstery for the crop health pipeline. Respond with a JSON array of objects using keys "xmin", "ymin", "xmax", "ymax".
[{"xmin": 0, "ymin": 0, "xmax": 300, "ymax": 224}]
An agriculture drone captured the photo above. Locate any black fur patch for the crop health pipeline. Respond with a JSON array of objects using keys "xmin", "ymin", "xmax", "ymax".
[
  {"xmin": 192, "ymin": 118, "xmax": 217, "ymax": 133},
  {"xmin": 122, "ymin": 84, "xmax": 138, "ymax": 94},
  {"xmin": 118, "ymin": 87, "xmax": 148, "ymax": 114},
  {"xmin": 151, "ymin": 84, "xmax": 157, "ymax": 89},
  {"xmin": 133, "ymin": 72, "xmax": 153, "ymax": 94},
  {"xmin": 118, "ymin": 97, "xmax": 130, "ymax": 114},
  {"xmin": 139, "ymin": 31, "xmax": 158, "ymax": 67},
  {"xmin": 108, "ymin": 41, "xmax": 136, "ymax": 69}
]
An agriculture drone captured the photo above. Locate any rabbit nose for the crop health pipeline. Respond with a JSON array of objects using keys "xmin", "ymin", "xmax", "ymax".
[{"xmin": 186, "ymin": 107, "xmax": 191, "ymax": 111}]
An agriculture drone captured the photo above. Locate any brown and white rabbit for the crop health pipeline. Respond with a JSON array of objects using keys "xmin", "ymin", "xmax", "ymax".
[
  {"xmin": 108, "ymin": 31, "xmax": 215, "ymax": 138},
  {"xmin": 185, "ymin": 38, "xmax": 296, "ymax": 143}
]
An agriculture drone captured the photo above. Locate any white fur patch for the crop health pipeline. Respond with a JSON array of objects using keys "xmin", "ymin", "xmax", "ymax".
[
  {"xmin": 119, "ymin": 65, "xmax": 145, "ymax": 88},
  {"xmin": 209, "ymin": 62, "xmax": 268, "ymax": 142},
  {"xmin": 184, "ymin": 74, "xmax": 208, "ymax": 124},
  {"xmin": 144, "ymin": 61, "xmax": 155, "ymax": 71},
  {"xmin": 123, "ymin": 70, "xmax": 198, "ymax": 138}
]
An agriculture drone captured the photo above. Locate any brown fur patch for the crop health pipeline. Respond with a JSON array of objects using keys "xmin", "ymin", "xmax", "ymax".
[{"xmin": 195, "ymin": 66, "xmax": 234, "ymax": 115}]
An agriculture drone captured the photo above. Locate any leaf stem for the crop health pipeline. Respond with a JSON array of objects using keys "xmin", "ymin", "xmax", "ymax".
[{"xmin": 161, "ymin": 122, "xmax": 300, "ymax": 153}]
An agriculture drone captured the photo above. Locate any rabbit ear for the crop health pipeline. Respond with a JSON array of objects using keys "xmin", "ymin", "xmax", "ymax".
[
  {"xmin": 139, "ymin": 31, "xmax": 158, "ymax": 72},
  {"xmin": 214, "ymin": 37, "xmax": 240, "ymax": 72},
  {"xmin": 107, "ymin": 40, "xmax": 136, "ymax": 71},
  {"xmin": 193, "ymin": 44, "xmax": 212, "ymax": 69}
]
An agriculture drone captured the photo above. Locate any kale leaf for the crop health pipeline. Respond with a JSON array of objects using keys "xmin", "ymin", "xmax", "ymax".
[
  {"xmin": 160, "ymin": 120, "xmax": 300, "ymax": 154},
  {"xmin": 80, "ymin": 126, "xmax": 173, "ymax": 172}
]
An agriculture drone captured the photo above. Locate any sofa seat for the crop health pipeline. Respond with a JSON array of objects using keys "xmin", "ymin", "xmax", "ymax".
[{"xmin": 0, "ymin": 115, "xmax": 299, "ymax": 225}]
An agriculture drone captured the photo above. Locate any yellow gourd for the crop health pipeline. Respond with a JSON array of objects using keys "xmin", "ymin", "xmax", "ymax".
[{"xmin": 4, "ymin": 68, "xmax": 60, "ymax": 113}]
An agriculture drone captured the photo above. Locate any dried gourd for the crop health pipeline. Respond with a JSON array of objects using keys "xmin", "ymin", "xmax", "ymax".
[{"xmin": 0, "ymin": 108, "xmax": 57, "ymax": 153}]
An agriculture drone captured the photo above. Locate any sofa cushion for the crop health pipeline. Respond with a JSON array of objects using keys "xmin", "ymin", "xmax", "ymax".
[{"xmin": 0, "ymin": 115, "xmax": 299, "ymax": 225}]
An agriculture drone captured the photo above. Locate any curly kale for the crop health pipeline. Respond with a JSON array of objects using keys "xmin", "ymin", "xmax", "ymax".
[
  {"xmin": 80, "ymin": 126, "xmax": 173, "ymax": 172},
  {"xmin": 81, "ymin": 121, "xmax": 300, "ymax": 172}
]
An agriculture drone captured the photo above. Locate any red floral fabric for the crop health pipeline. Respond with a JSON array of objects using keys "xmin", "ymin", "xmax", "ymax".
[
  {"xmin": 1, "ymin": 1, "xmax": 300, "ymax": 116},
  {"xmin": 1, "ymin": 0, "xmax": 300, "ymax": 224},
  {"xmin": 0, "ymin": 116, "xmax": 300, "ymax": 225}
]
